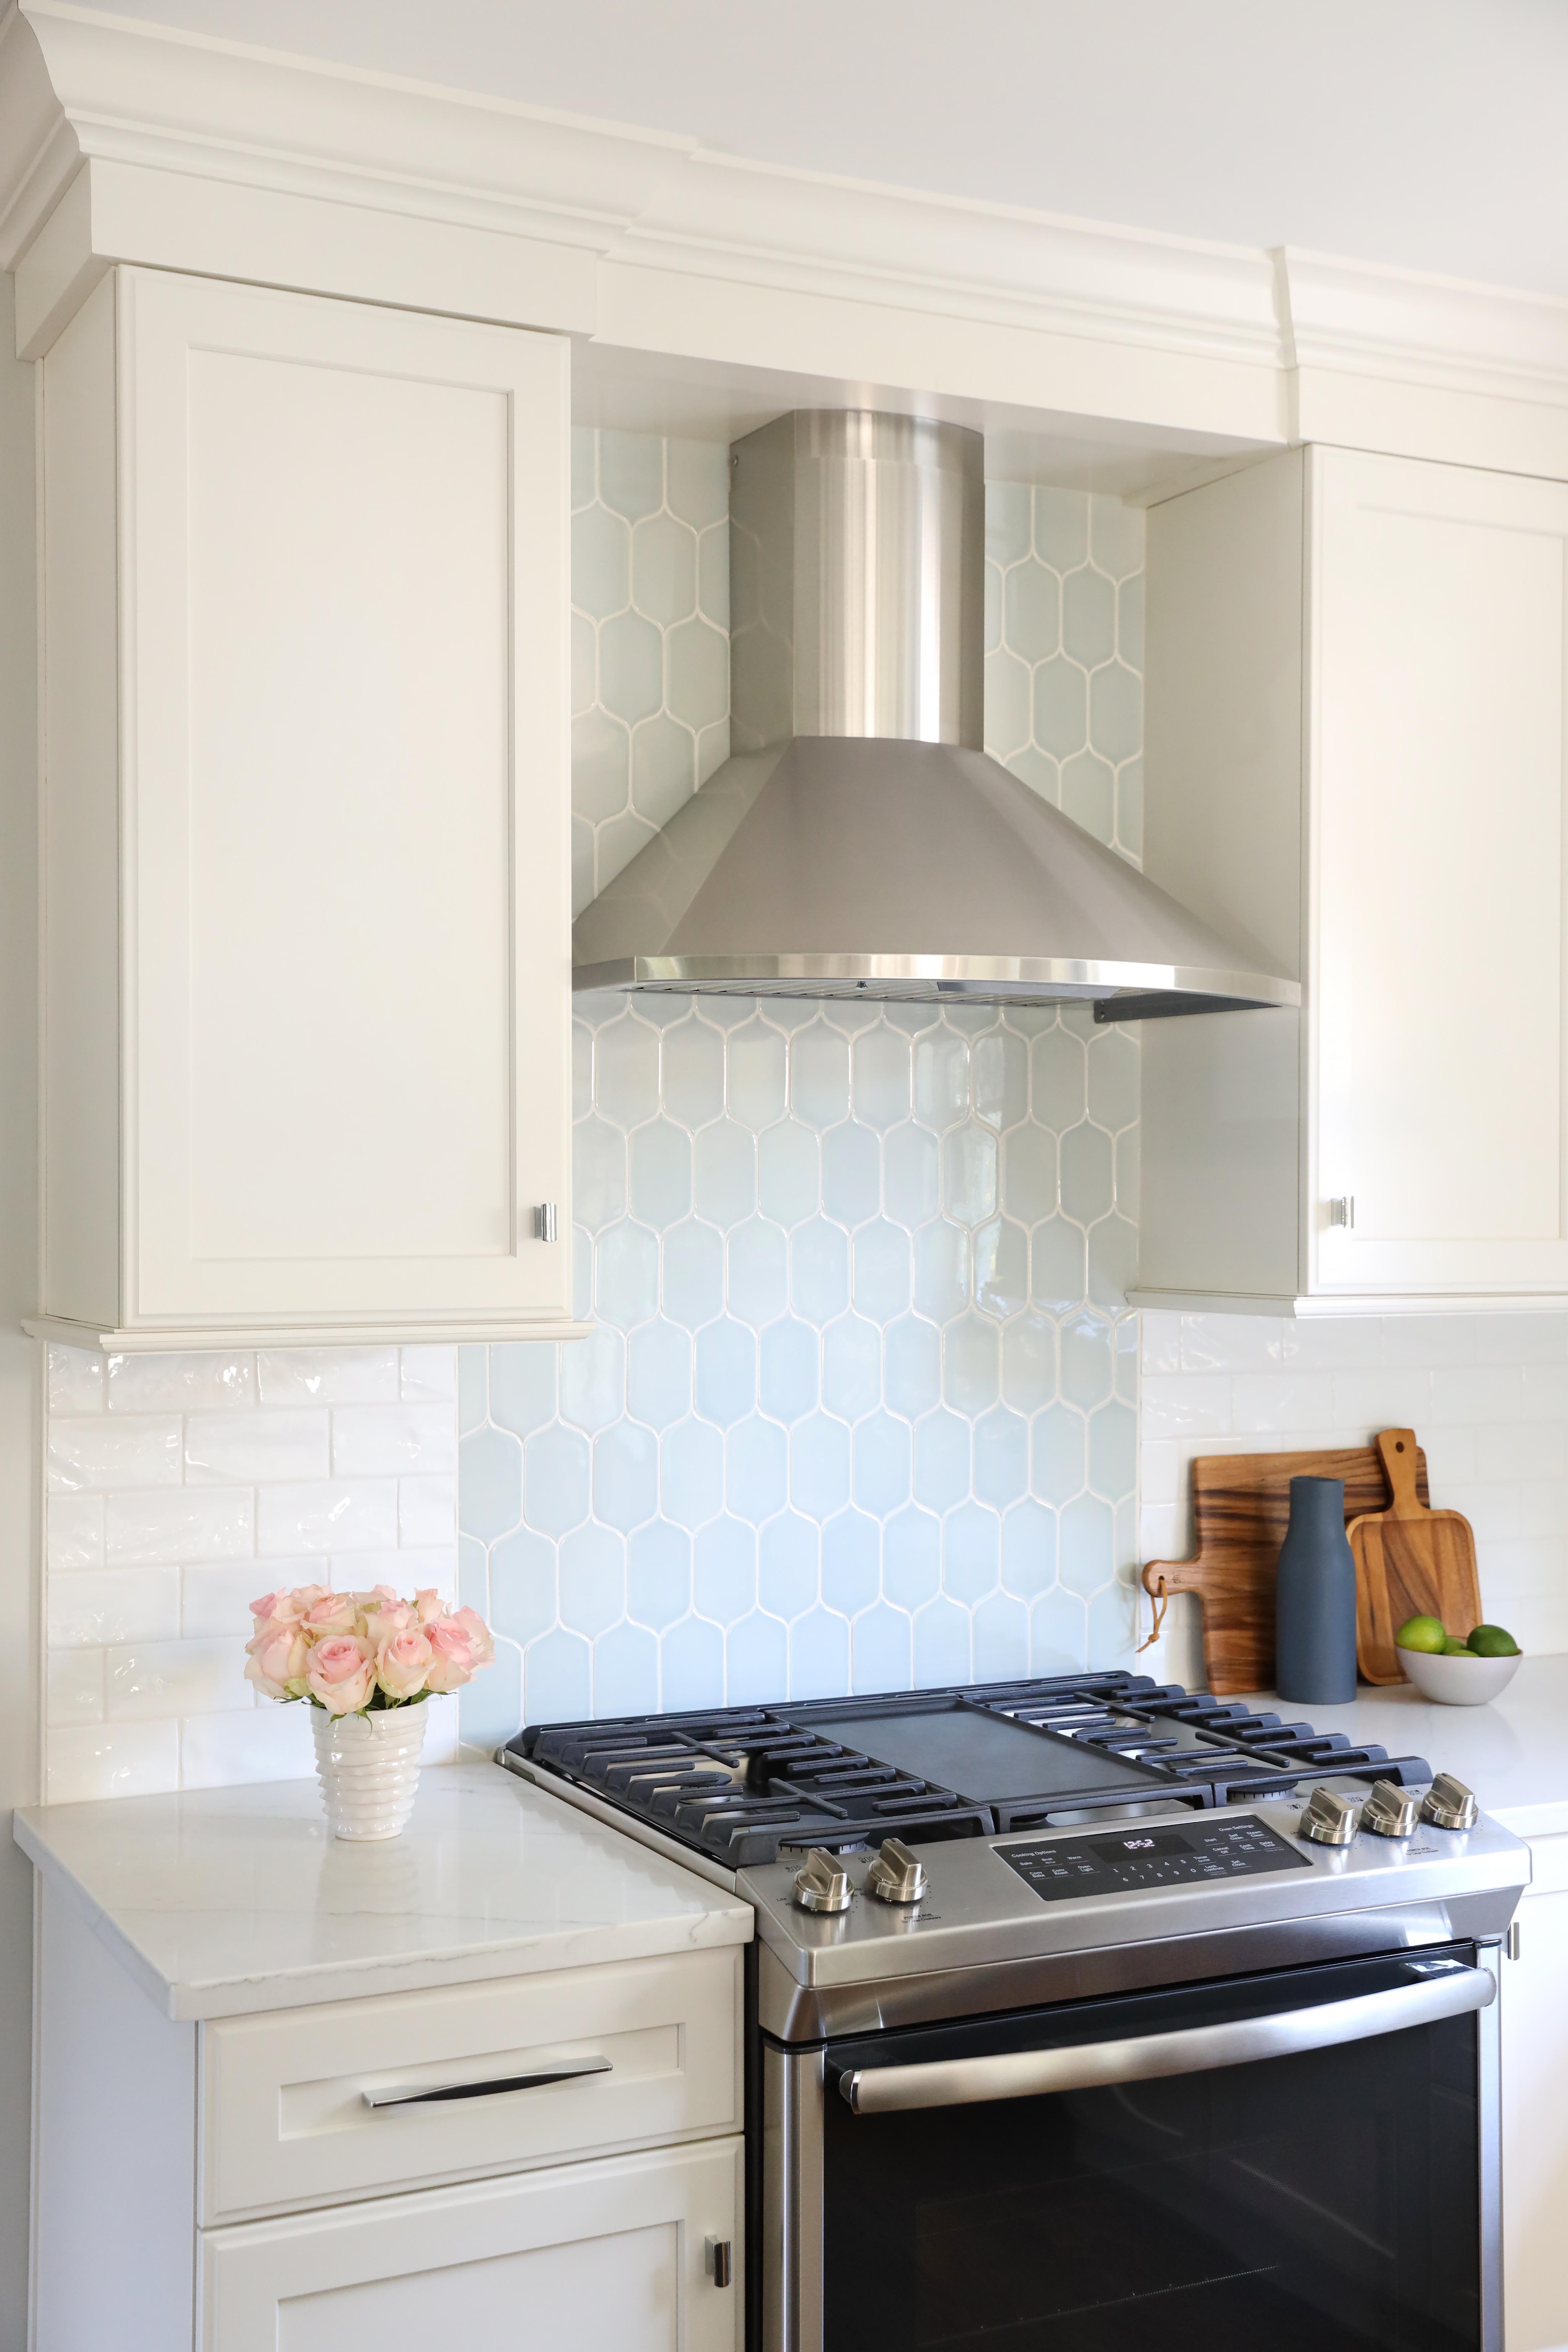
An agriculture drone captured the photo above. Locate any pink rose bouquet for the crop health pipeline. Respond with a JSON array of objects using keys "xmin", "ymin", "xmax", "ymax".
[{"xmin": 245, "ymin": 1582, "xmax": 494, "ymax": 1716}]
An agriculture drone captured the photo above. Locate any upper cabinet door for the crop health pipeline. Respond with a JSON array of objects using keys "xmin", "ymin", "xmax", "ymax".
[
  {"xmin": 41, "ymin": 268, "xmax": 575, "ymax": 1342},
  {"xmin": 1311, "ymin": 449, "xmax": 1568, "ymax": 1296}
]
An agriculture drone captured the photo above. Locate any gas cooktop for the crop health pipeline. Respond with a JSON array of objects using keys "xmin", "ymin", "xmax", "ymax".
[{"xmin": 505, "ymin": 1669, "xmax": 1436, "ymax": 1870}]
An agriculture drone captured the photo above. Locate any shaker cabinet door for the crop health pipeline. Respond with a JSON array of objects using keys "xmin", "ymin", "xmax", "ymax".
[
  {"xmin": 40, "ymin": 265, "xmax": 575, "ymax": 1341},
  {"xmin": 1312, "ymin": 449, "xmax": 1568, "ymax": 1297},
  {"xmin": 198, "ymin": 2139, "xmax": 743, "ymax": 2352}
]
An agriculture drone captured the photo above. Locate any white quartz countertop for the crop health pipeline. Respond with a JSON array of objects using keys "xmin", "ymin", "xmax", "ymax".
[
  {"xmin": 1242, "ymin": 1653, "xmax": 1568, "ymax": 1840},
  {"xmin": 12, "ymin": 1763, "xmax": 752, "ymax": 2022}
]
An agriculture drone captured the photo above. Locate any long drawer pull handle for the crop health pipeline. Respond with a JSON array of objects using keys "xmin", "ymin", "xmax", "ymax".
[
  {"xmin": 837, "ymin": 1966, "xmax": 1493, "ymax": 2115},
  {"xmin": 363, "ymin": 2056, "xmax": 612, "ymax": 2111}
]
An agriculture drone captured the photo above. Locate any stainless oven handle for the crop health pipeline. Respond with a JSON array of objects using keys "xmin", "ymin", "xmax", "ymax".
[{"xmin": 837, "ymin": 1967, "xmax": 1494, "ymax": 2115}]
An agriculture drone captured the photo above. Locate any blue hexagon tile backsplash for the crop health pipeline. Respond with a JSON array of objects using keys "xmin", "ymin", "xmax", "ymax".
[{"xmin": 458, "ymin": 431, "xmax": 1146, "ymax": 1743}]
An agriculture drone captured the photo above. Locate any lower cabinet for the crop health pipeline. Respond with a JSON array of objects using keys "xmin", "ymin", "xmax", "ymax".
[
  {"xmin": 200, "ymin": 2137, "xmax": 743, "ymax": 2352},
  {"xmin": 1503, "ymin": 1841, "xmax": 1568, "ymax": 2352}
]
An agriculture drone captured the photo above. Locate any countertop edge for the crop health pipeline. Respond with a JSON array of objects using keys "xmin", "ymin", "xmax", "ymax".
[{"xmin": 14, "ymin": 1787, "xmax": 754, "ymax": 2024}]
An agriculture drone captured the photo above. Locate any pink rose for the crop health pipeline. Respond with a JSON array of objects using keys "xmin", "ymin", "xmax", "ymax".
[
  {"xmin": 306, "ymin": 1634, "xmax": 375, "ymax": 1715},
  {"xmin": 375, "ymin": 1629, "xmax": 434, "ymax": 1701},
  {"xmin": 250, "ymin": 1584, "xmax": 326, "ymax": 1628},
  {"xmin": 422, "ymin": 1615, "xmax": 477, "ymax": 1693},
  {"xmin": 354, "ymin": 1583, "xmax": 401, "ymax": 1611},
  {"xmin": 412, "ymin": 1587, "xmax": 443, "ymax": 1627},
  {"xmin": 304, "ymin": 1592, "xmax": 358, "ymax": 1635},
  {"xmin": 446, "ymin": 1606, "xmax": 495, "ymax": 1668},
  {"xmin": 245, "ymin": 1620, "xmax": 311, "ymax": 1698}
]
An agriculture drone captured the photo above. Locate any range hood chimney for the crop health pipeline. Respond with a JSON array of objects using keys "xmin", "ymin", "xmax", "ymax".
[{"xmin": 573, "ymin": 410, "xmax": 1297, "ymax": 1019}]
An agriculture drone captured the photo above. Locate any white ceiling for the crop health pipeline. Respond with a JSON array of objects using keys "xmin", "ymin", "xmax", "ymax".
[{"xmin": 73, "ymin": 0, "xmax": 1568, "ymax": 298}]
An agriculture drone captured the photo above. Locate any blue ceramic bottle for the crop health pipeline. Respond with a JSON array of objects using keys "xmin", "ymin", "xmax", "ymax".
[{"xmin": 1274, "ymin": 1475, "xmax": 1358, "ymax": 1704}]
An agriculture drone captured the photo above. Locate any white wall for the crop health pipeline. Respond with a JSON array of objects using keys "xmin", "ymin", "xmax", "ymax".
[
  {"xmin": 0, "ymin": 267, "xmax": 40, "ymax": 2352},
  {"xmin": 1139, "ymin": 1309, "xmax": 1568, "ymax": 1692}
]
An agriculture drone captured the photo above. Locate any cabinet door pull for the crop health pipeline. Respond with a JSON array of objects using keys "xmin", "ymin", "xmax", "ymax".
[
  {"xmin": 1329, "ymin": 1195, "xmax": 1355, "ymax": 1229},
  {"xmin": 706, "ymin": 2238, "xmax": 733, "ymax": 2288},
  {"xmin": 363, "ymin": 2055, "xmax": 611, "ymax": 2110}
]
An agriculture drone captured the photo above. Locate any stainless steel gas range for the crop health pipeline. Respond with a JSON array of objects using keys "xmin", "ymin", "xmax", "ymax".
[{"xmin": 502, "ymin": 1670, "xmax": 1530, "ymax": 2352}]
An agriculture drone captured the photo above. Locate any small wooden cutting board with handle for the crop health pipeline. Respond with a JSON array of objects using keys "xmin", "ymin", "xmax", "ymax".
[{"xmin": 1349, "ymin": 1428, "xmax": 1481, "ymax": 1685}]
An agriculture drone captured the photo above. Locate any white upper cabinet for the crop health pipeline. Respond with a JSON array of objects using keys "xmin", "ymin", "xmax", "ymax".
[
  {"xmin": 37, "ymin": 267, "xmax": 578, "ymax": 1347},
  {"xmin": 1137, "ymin": 444, "xmax": 1568, "ymax": 1313}
]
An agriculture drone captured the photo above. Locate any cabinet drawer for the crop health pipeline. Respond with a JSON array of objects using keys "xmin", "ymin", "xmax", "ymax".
[
  {"xmin": 199, "ymin": 2136, "xmax": 743, "ymax": 2352},
  {"xmin": 199, "ymin": 1946, "xmax": 742, "ymax": 2223}
]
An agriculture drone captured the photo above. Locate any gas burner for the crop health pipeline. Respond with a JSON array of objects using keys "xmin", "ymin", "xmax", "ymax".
[{"xmin": 509, "ymin": 1672, "xmax": 1434, "ymax": 1869}]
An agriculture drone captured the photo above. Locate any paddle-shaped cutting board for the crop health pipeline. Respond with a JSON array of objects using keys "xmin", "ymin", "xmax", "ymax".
[
  {"xmin": 1141, "ymin": 1443, "xmax": 1429, "ymax": 1695},
  {"xmin": 1349, "ymin": 1427, "xmax": 1481, "ymax": 1685}
]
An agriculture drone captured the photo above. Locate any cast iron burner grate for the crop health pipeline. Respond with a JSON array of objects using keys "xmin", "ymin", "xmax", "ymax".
[{"xmin": 509, "ymin": 1672, "xmax": 1433, "ymax": 1869}]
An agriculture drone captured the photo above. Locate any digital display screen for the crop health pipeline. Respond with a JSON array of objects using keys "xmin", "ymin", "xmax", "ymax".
[{"xmin": 999, "ymin": 1814, "xmax": 1310, "ymax": 1903}]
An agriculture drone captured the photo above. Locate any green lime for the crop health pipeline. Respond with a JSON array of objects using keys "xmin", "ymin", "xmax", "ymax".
[
  {"xmin": 1441, "ymin": 1637, "xmax": 1473, "ymax": 1655},
  {"xmin": 1396, "ymin": 1614, "xmax": 1448, "ymax": 1653},
  {"xmin": 1467, "ymin": 1624, "xmax": 1521, "ymax": 1657}
]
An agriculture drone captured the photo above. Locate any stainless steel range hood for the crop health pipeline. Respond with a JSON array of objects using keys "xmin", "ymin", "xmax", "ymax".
[{"xmin": 573, "ymin": 410, "xmax": 1298, "ymax": 1019}]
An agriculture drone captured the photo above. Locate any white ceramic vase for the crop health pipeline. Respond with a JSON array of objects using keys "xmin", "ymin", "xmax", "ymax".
[{"xmin": 311, "ymin": 1704, "xmax": 427, "ymax": 1840}]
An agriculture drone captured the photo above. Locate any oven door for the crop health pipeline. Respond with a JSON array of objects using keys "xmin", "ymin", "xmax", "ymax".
[{"xmin": 763, "ymin": 1942, "xmax": 1501, "ymax": 2352}]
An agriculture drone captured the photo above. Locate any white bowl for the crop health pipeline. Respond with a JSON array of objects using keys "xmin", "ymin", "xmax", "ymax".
[{"xmin": 1396, "ymin": 1646, "xmax": 1522, "ymax": 1706}]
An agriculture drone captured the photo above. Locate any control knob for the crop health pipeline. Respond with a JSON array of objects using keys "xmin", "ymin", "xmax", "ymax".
[
  {"xmin": 793, "ymin": 1848, "xmax": 852, "ymax": 1913},
  {"xmin": 1360, "ymin": 1779, "xmax": 1420, "ymax": 1839},
  {"xmin": 1420, "ymin": 1772, "xmax": 1479, "ymax": 1831},
  {"xmin": 865, "ymin": 1838, "xmax": 928, "ymax": 1905},
  {"xmin": 1298, "ymin": 1787, "xmax": 1360, "ymax": 1846}
]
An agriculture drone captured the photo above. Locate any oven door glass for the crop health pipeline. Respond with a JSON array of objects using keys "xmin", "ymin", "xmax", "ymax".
[{"xmin": 819, "ymin": 1945, "xmax": 1486, "ymax": 2352}]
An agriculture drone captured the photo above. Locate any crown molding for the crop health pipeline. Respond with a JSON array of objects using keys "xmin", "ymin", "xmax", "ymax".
[
  {"xmin": 4, "ymin": 0, "xmax": 1568, "ymax": 455},
  {"xmin": 1282, "ymin": 244, "xmax": 1568, "ymax": 409},
  {"xmin": 0, "ymin": 0, "xmax": 1282, "ymax": 368}
]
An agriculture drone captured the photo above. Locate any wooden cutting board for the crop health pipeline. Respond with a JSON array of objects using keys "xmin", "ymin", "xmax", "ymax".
[
  {"xmin": 1348, "ymin": 1427, "xmax": 1481, "ymax": 1685},
  {"xmin": 1141, "ymin": 1443, "xmax": 1430, "ymax": 1695}
]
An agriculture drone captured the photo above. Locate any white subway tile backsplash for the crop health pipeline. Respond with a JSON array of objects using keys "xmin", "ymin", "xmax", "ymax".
[
  {"xmin": 182, "ymin": 1560, "xmax": 278, "ymax": 1638},
  {"xmin": 179, "ymin": 1704, "xmax": 317, "ymax": 1789},
  {"xmin": 1331, "ymin": 1370, "xmax": 1434, "ymax": 1430},
  {"xmin": 42, "ymin": 1340, "xmax": 458, "ymax": 1797},
  {"xmin": 107, "ymin": 1487, "xmax": 255, "ymax": 1565},
  {"xmin": 256, "ymin": 1346, "xmax": 401, "ymax": 1403},
  {"xmin": 256, "ymin": 1478, "xmax": 400, "ymax": 1556},
  {"xmin": 1140, "ymin": 1375, "xmax": 1231, "ymax": 1440},
  {"xmin": 185, "ymin": 1408, "xmax": 329, "ymax": 1484},
  {"xmin": 106, "ymin": 1638, "xmax": 251, "ymax": 1720},
  {"xmin": 48, "ymin": 1414, "xmax": 182, "ymax": 1493},
  {"xmin": 1279, "ymin": 1318, "xmax": 1384, "ymax": 1372},
  {"xmin": 400, "ymin": 1346, "xmax": 457, "ymax": 1401},
  {"xmin": 1139, "ymin": 1313, "xmax": 1182, "ymax": 1375},
  {"xmin": 47, "ymin": 1720, "xmax": 180, "ymax": 1803},
  {"xmin": 48, "ymin": 1568, "xmax": 181, "ymax": 1650},
  {"xmin": 48, "ymin": 1347, "xmax": 104, "ymax": 1414},
  {"xmin": 47, "ymin": 1650, "xmax": 104, "ymax": 1724},
  {"xmin": 108, "ymin": 1351, "xmax": 256, "ymax": 1412},
  {"xmin": 47, "ymin": 1493, "xmax": 103, "ymax": 1572},
  {"xmin": 1180, "ymin": 1314, "xmax": 1283, "ymax": 1373},
  {"xmin": 331, "ymin": 1404, "xmax": 457, "ymax": 1476},
  {"xmin": 398, "ymin": 1476, "xmax": 457, "ymax": 1547}
]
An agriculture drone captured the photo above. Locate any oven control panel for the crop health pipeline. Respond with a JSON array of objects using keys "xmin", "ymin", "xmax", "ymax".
[{"xmin": 998, "ymin": 1814, "xmax": 1312, "ymax": 1903}]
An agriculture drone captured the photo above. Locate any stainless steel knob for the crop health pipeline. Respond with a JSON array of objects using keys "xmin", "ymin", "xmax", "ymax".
[
  {"xmin": 1360, "ymin": 1779, "xmax": 1420, "ymax": 1839},
  {"xmin": 1299, "ymin": 1787, "xmax": 1360, "ymax": 1846},
  {"xmin": 865, "ymin": 1838, "xmax": 928, "ymax": 1904},
  {"xmin": 1421, "ymin": 1772, "xmax": 1479, "ymax": 1832},
  {"xmin": 793, "ymin": 1848, "xmax": 852, "ymax": 1913}
]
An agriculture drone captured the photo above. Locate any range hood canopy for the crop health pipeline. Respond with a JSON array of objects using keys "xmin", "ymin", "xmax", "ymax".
[{"xmin": 573, "ymin": 410, "xmax": 1298, "ymax": 1020}]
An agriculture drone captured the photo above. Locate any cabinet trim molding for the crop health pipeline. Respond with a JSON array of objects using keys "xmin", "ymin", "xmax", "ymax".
[{"xmin": 5, "ymin": 8, "xmax": 1568, "ymax": 477}]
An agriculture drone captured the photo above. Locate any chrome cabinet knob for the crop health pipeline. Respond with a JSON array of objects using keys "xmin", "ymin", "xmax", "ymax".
[
  {"xmin": 1299, "ymin": 1787, "xmax": 1360, "ymax": 1845},
  {"xmin": 1360, "ymin": 1779, "xmax": 1420, "ymax": 1839},
  {"xmin": 793, "ymin": 1848, "xmax": 852, "ymax": 1913},
  {"xmin": 866, "ymin": 1838, "xmax": 928, "ymax": 1904},
  {"xmin": 1421, "ymin": 1772, "xmax": 1479, "ymax": 1831}
]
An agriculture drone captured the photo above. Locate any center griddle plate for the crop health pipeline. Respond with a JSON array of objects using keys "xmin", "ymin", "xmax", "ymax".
[{"xmin": 809, "ymin": 1703, "xmax": 1159, "ymax": 1802}]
